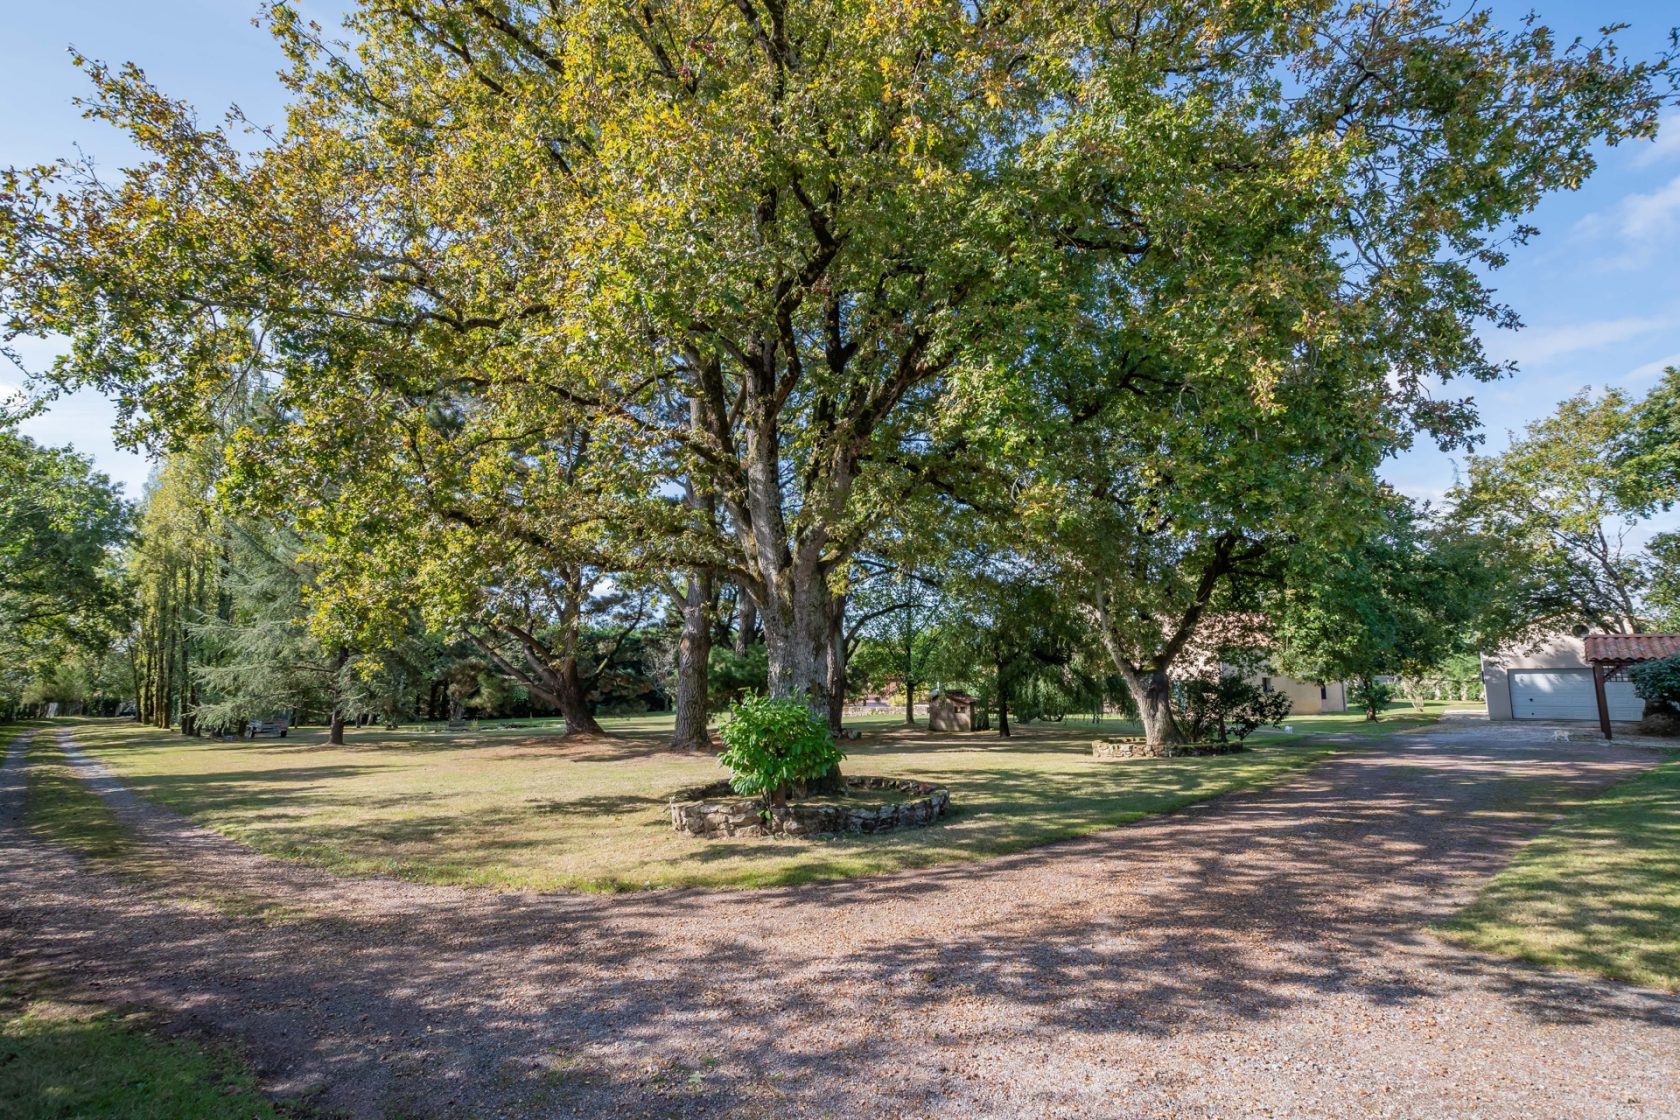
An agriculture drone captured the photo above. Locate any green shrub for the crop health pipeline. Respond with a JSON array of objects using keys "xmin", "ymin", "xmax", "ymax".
[
  {"xmin": 1177, "ymin": 674, "xmax": 1293, "ymax": 743},
  {"xmin": 718, "ymin": 693, "xmax": 844, "ymax": 805},
  {"xmin": 1629, "ymin": 655, "xmax": 1680, "ymax": 712},
  {"xmin": 1350, "ymin": 678, "xmax": 1396, "ymax": 719}
]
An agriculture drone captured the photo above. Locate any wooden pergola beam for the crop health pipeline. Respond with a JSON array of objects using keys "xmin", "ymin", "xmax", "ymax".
[{"xmin": 1592, "ymin": 663, "xmax": 1613, "ymax": 741}]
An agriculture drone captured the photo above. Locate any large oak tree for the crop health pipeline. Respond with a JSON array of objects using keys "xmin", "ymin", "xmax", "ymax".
[{"xmin": 1, "ymin": 0, "xmax": 1667, "ymax": 733}]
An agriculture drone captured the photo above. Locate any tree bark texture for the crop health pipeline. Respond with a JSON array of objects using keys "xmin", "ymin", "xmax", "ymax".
[
  {"xmin": 670, "ymin": 569, "xmax": 714, "ymax": 750},
  {"xmin": 472, "ymin": 586, "xmax": 607, "ymax": 737},
  {"xmin": 826, "ymin": 591, "xmax": 847, "ymax": 736},
  {"xmin": 734, "ymin": 589, "xmax": 757, "ymax": 656},
  {"xmin": 1123, "ymin": 666, "xmax": 1183, "ymax": 747}
]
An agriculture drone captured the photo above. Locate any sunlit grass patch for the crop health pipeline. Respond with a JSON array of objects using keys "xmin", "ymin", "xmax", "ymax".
[
  {"xmin": 1437, "ymin": 753, "xmax": 1680, "ymax": 991},
  {"xmin": 59, "ymin": 707, "xmax": 1439, "ymax": 893}
]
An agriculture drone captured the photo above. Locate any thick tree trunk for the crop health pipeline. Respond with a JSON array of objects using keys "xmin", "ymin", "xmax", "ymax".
[
  {"xmin": 996, "ymin": 660, "xmax": 1012, "ymax": 738},
  {"xmin": 1088, "ymin": 562, "xmax": 1244, "ymax": 748},
  {"xmin": 552, "ymin": 658, "xmax": 604, "ymax": 735},
  {"xmin": 1361, "ymin": 675, "xmax": 1380, "ymax": 721},
  {"xmin": 826, "ymin": 592, "xmax": 847, "ymax": 736},
  {"xmin": 718, "ymin": 370, "xmax": 851, "ymax": 796},
  {"xmin": 735, "ymin": 386, "xmax": 841, "ymax": 721},
  {"xmin": 1123, "ymin": 667, "xmax": 1184, "ymax": 747},
  {"xmin": 329, "ymin": 645, "xmax": 349, "ymax": 746},
  {"xmin": 734, "ymin": 590, "xmax": 757, "ymax": 656},
  {"xmin": 472, "ymin": 631, "xmax": 605, "ymax": 736},
  {"xmin": 904, "ymin": 679, "xmax": 915, "ymax": 725},
  {"xmin": 761, "ymin": 596, "xmax": 826, "ymax": 701},
  {"xmin": 750, "ymin": 553, "xmax": 843, "ymax": 791},
  {"xmin": 757, "ymin": 572, "xmax": 833, "ymax": 712},
  {"xmin": 670, "ymin": 570, "xmax": 714, "ymax": 750}
]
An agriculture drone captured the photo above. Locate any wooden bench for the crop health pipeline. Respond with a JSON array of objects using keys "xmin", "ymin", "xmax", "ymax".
[
  {"xmin": 245, "ymin": 717, "xmax": 290, "ymax": 739},
  {"xmin": 445, "ymin": 718, "xmax": 470, "ymax": 732}
]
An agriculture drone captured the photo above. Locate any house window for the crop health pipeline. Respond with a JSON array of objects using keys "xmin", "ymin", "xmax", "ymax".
[
  {"xmin": 1320, "ymin": 685, "xmax": 1328, "ymax": 700},
  {"xmin": 1261, "ymin": 677, "xmax": 1272, "ymax": 693}
]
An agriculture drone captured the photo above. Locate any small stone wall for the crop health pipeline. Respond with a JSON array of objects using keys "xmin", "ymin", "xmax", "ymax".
[
  {"xmin": 670, "ymin": 776, "xmax": 951, "ymax": 839},
  {"xmin": 1092, "ymin": 738, "xmax": 1247, "ymax": 759}
]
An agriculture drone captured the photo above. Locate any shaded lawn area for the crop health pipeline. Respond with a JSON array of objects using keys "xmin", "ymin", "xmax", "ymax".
[
  {"xmin": 62, "ymin": 707, "xmax": 1441, "ymax": 892},
  {"xmin": 0, "ymin": 977, "xmax": 285, "ymax": 1120},
  {"xmin": 1437, "ymin": 751, "xmax": 1680, "ymax": 992}
]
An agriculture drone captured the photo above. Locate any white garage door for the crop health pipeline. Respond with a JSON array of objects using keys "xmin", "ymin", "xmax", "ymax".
[{"xmin": 1509, "ymin": 670, "xmax": 1644, "ymax": 721}]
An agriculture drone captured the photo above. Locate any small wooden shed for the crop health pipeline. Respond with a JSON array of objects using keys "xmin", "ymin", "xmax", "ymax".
[
  {"xmin": 1583, "ymin": 633, "xmax": 1680, "ymax": 739},
  {"xmin": 928, "ymin": 689, "xmax": 978, "ymax": 732}
]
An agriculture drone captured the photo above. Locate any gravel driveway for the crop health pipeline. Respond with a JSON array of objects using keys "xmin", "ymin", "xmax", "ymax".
[{"xmin": 3, "ymin": 721, "xmax": 1676, "ymax": 1119}]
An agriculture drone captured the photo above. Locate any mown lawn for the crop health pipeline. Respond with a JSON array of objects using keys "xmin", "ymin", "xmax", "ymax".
[
  {"xmin": 1438, "ymin": 752, "xmax": 1680, "ymax": 991},
  {"xmin": 60, "ymin": 706, "xmax": 1440, "ymax": 892}
]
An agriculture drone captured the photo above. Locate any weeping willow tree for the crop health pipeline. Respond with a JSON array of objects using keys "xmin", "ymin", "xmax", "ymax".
[
  {"xmin": 127, "ymin": 434, "xmax": 365, "ymax": 741},
  {"xmin": 930, "ymin": 559, "xmax": 1102, "ymax": 738}
]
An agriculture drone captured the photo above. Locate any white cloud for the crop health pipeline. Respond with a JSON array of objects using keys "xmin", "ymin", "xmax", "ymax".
[
  {"xmin": 1622, "ymin": 351, "xmax": 1680, "ymax": 385},
  {"xmin": 1391, "ymin": 482, "xmax": 1451, "ymax": 507},
  {"xmin": 0, "ymin": 352, "xmax": 34, "ymax": 408},
  {"xmin": 1486, "ymin": 312, "xmax": 1679, "ymax": 367},
  {"xmin": 1634, "ymin": 111, "xmax": 1680, "ymax": 168},
  {"xmin": 1617, "ymin": 174, "xmax": 1680, "ymax": 241},
  {"xmin": 1574, "ymin": 172, "xmax": 1680, "ymax": 269}
]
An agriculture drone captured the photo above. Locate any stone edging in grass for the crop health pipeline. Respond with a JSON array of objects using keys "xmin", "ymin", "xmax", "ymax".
[
  {"xmin": 1091, "ymin": 738, "xmax": 1248, "ymax": 760},
  {"xmin": 669, "ymin": 776, "xmax": 951, "ymax": 839}
]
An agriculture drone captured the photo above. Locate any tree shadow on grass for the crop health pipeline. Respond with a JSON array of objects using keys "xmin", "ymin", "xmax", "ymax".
[
  {"xmin": 1436, "ymin": 763, "xmax": 1680, "ymax": 994},
  {"xmin": 526, "ymin": 793, "xmax": 670, "ymax": 817},
  {"xmin": 110, "ymin": 765, "xmax": 395, "ymax": 818}
]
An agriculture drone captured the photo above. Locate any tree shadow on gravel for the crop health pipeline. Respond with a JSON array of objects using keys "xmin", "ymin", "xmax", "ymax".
[{"xmin": 6, "ymin": 727, "xmax": 1679, "ymax": 1119}]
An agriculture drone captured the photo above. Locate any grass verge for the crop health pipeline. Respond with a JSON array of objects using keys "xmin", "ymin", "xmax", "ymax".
[
  {"xmin": 57, "ymin": 707, "xmax": 1438, "ymax": 893},
  {"xmin": 23, "ymin": 734, "xmax": 135, "ymax": 867},
  {"xmin": 0, "ymin": 978, "xmax": 287, "ymax": 1120},
  {"xmin": 23, "ymin": 733, "xmax": 319, "ymax": 922},
  {"xmin": 1436, "ymin": 753, "xmax": 1680, "ymax": 991}
]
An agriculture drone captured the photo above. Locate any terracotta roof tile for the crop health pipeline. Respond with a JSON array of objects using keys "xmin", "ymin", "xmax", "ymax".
[{"xmin": 1583, "ymin": 633, "xmax": 1680, "ymax": 663}]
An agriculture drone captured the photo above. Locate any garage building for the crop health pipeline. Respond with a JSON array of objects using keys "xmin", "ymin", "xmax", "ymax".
[
  {"xmin": 1483, "ymin": 632, "xmax": 1680, "ymax": 731},
  {"xmin": 1482, "ymin": 632, "xmax": 1643, "ymax": 723}
]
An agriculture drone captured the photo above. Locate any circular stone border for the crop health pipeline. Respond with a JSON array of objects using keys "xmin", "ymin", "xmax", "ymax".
[
  {"xmin": 1092, "ymin": 737, "xmax": 1248, "ymax": 760},
  {"xmin": 669, "ymin": 776, "xmax": 951, "ymax": 839}
]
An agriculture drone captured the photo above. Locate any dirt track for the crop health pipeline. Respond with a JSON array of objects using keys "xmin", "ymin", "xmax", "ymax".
[{"xmin": 3, "ymin": 721, "xmax": 1676, "ymax": 1119}]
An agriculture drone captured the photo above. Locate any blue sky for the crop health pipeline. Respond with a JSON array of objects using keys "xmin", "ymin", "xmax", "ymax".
[{"xmin": 4, "ymin": 1, "xmax": 1680, "ymax": 516}]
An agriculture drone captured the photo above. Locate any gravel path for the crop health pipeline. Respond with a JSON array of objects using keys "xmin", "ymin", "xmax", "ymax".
[{"xmin": 3, "ymin": 722, "xmax": 1677, "ymax": 1119}]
